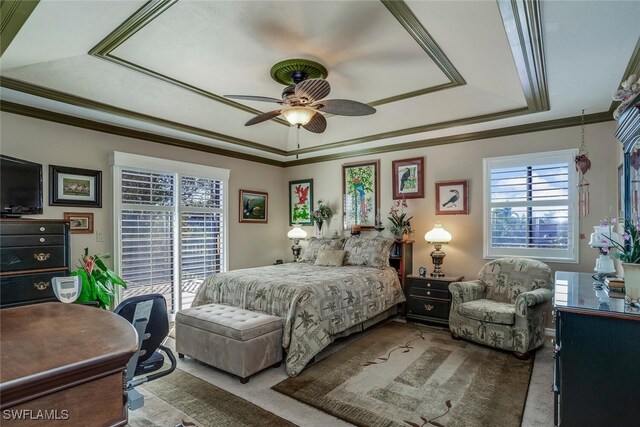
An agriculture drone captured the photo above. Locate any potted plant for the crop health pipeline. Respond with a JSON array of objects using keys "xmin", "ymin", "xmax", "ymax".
[
  {"xmin": 71, "ymin": 248, "xmax": 127, "ymax": 309},
  {"xmin": 388, "ymin": 199, "xmax": 413, "ymax": 241},
  {"xmin": 600, "ymin": 219, "xmax": 640, "ymax": 306},
  {"xmin": 311, "ymin": 200, "xmax": 333, "ymax": 236}
]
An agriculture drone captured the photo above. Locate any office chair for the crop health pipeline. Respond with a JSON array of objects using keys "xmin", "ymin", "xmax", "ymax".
[{"xmin": 114, "ymin": 294, "xmax": 177, "ymax": 410}]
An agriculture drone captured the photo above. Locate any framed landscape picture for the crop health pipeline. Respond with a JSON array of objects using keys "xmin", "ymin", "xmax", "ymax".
[
  {"xmin": 239, "ymin": 189, "xmax": 268, "ymax": 223},
  {"xmin": 64, "ymin": 212, "xmax": 94, "ymax": 234},
  {"xmin": 435, "ymin": 180, "xmax": 469, "ymax": 215},
  {"xmin": 392, "ymin": 157, "xmax": 424, "ymax": 199},
  {"xmin": 289, "ymin": 179, "xmax": 313, "ymax": 225},
  {"xmin": 49, "ymin": 165, "xmax": 101, "ymax": 207},
  {"xmin": 342, "ymin": 159, "xmax": 380, "ymax": 230}
]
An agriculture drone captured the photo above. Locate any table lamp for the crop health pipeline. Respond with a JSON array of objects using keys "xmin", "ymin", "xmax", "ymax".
[
  {"xmin": 424, "ymin": 224, "xmax": 452, "ymax": 278},
  {"xmin": 287, "ymin": 225, "xmax": 307, "ymax": 262},
  {"xmin": 588, "ymin": 225, "xmax": 620, "ymax": 280}
]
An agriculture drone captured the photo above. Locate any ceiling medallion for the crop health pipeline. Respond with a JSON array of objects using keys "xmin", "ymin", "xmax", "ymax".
[{"xmin": 269, "ymin": 59, "xmax": 328, "ymax": 85}]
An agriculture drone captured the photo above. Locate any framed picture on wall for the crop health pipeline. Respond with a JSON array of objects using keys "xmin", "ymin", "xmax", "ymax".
[
  {"xmin": 392, "ymin": 157, "xmax": 424, "ymax": 199},
  {"xmin": 49, "ymin": 165, "xmax": 102, "ymax": 207},
  {"xmin": 342, "ymin": 159, "xmax": 380, "ymax": 230},
  {"xmin": 239, "ymin": 189, "xmax": 268, "ymax": 223},
  {"xmin": 435, "ymin": 180, "xmax": 469, "ymax": 215},
  {"xmin": 64, "ymin": 212, "xmax": 94, "ymax": 234},
  {"xmin": 289, "ymin": 179, "xmax": 313, "ymax": 225}
]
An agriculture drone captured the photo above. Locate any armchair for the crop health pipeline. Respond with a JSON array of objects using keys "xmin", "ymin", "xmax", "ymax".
[{"xmin": 449, "ymin": 257, "xmax": 552, "ymax": 358}]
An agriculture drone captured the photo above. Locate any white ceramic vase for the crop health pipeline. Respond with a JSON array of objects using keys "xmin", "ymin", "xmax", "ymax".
[{"xmin": 622, "ymin": 262, "xmax": 640, "ymax": 306}]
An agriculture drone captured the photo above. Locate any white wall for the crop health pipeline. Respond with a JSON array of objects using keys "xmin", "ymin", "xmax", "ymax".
[{"xmin": 0, "ymin": 112, "xmax": 288, "ymax": 270}]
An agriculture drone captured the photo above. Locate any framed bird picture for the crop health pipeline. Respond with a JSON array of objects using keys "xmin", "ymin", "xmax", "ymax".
[
  {"xmin": 392, "ymin": 157, "xmax": 424, "ymax": 199},
  {"xmin": 239, "ymin": 189, "xmax": 268, "ymax": 223},
  {"xmin": 342, "ymin": 159, "xmax": 380, "ymax": 230},
  {"xmin": 435, "ymin": 180, "xmax": 469, "ymax": 215},
  {"xmin": 289, "ymin": 179, "xmax": 313, "ymax": 225}
]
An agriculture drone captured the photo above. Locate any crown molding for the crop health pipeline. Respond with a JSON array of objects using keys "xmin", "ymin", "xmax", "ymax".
[{"xmin": 0, "ymin": 0, "xmax": 39, "ymax": 57}]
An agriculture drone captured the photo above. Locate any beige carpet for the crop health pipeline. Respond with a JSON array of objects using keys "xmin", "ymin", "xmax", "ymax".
[{"xmin": 273, "ymin": 321, "xmax": 534, "ymax": 427}]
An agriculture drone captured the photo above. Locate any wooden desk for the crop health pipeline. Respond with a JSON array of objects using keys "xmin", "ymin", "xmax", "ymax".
[{"xmin": 0, "ymin": 303, "xmax": 137, "ymax": 426}]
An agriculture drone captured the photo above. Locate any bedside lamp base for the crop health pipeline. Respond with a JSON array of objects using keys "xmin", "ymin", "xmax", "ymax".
[{"xmin": 430, "ymin": 243, "xmax": 446, "ymax": 278}]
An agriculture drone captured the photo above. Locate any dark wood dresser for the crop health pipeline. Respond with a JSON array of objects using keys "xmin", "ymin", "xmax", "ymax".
[
  {"xmin": 553, "ymin": 271, "xmax": 640, "ymax": 426},
  {"xmin": 0, "ymin": 219, "xmax": 70, "ymax": 308},
  {"xmin": 405, "ymin": 275, "xmax": 464, "ymax": 326},
  {"xmin": 0, "ymin": 302, "xmax": 138, "ymax": 426}
]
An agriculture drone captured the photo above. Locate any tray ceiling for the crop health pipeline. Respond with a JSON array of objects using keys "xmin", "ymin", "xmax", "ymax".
[{"xmin": 1, "ymin": 0, "xmax": 639, "ymax": 166}]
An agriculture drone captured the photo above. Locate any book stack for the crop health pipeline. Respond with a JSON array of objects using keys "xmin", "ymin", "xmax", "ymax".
[{"xmin": 604, "ymin": 277, "xmax": 625, "ymax": 299}]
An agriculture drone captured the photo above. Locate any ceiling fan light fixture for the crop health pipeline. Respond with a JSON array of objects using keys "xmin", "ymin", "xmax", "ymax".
[{"xmin": 282, "ymin": 106, "xmax": 316, "ymax": 126}]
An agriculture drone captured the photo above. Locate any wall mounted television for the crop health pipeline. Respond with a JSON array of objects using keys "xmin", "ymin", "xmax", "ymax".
[{"xmin": 1, "ymin": 155, "xmax": 44, "ymax": 217}]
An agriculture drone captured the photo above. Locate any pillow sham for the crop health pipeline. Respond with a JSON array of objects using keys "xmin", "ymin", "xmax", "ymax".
[
  {"xmin": 314, "ymin": 249, "xmax": 346, "ymax": 267},
  {"xmin": 343, "ymin": 237, "xmax": 394, "ymax": 268},
  {"xmin": 301, "ymin": 237, "xmax": 345, "ymax": 262}
]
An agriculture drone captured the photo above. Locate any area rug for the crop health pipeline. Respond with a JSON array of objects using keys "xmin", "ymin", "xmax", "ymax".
[
  {"xmin": 273, "ymin": 321, "xmax": 534, "ymax": 427},
  {"xmin": 135, "ymin": 367, "xmax": 296, "ymax": 427}
]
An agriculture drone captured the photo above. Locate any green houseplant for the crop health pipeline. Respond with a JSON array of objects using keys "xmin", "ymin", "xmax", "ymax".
[
  {"xmin": 600, "ymin": 219, "xmax": 640, "ymax": 306},
  {"xmin": 388, "ymin": 199, "xmax": 413, "ymax": 239},
  {"xmin": 71, "ymin": 248, "xmax": 127, "ymax": 309}
]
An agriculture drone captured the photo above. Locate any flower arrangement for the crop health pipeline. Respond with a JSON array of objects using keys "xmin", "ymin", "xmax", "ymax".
[
  {"xmin": 388, "ymin": 199, "xmax": 413, "ymax": 236},
  {"xmin": 311, "ymin": 200, "xmax": 332, "ymax": 223},
  {"xmin": 599, "ymin": 218, "xmax": 640, "ymax": 264},
  {"xmin": 71, "ymin": 248, "xmax": 127, "ymax": 309}
]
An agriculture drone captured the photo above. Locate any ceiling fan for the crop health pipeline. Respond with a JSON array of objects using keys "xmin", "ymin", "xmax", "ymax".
[{"xmin": 224, "ymin": 59, "xmax": 376, "ymax": 134}]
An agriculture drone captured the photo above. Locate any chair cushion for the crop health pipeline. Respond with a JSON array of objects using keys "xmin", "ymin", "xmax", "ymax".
[
  {"xmin": 458, "ymin": 299, "xmax": 516, "ymax": 325},
  {"xmin": 479, "ymin": 257, "xmax": 553, "ymax": 303},
  {"xmin": 176, "ymin": 304, "xmax": 282, "ymax": 341}
]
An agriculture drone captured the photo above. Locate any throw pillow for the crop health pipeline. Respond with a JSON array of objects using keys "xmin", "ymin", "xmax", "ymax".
[
  {"xmin": 301, "ymin": 237, "xmax": 345, "ymax": 262},
  {"xmin": 343, "ymin": 237, "xmax": 394, "ymax": 268},
  {"xmin": 314, "ymin": 249, "xmax": 346, "ymax": 267}
]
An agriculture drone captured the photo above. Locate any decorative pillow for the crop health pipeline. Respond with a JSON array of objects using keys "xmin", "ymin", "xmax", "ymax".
[
  {"xmin": 301, "ymin": 237, "xmax": 345, "ymax": 262},
  {"xmin": 314, "ymin": 249, "xmax": 346, "ymax": 267},
  {"xmin": 343, "ymin": 237, "xmax": 394, "ymax": 268}
]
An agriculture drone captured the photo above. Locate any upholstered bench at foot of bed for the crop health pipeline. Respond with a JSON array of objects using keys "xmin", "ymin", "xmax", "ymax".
[{"xmin": 175, "ymin": 303, "xmax": 283, "ymax": 384}]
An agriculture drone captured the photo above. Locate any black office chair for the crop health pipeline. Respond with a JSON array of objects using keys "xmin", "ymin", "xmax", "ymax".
[{"xmin": 114, "ymin": 294, "xmax": 177, "ymax": 410}]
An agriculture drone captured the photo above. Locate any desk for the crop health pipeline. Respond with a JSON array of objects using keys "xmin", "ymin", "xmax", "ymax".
[
  {"xmin": 553, "ymin": 272, "xmax": 640, "ymax": 426},
  {"xmin": 0, "ymin": 303, "xmax": 137, "ymax": 426}
]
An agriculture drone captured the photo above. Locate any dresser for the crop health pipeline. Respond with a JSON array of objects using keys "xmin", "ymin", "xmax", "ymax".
[
  {"xmin": 0, "ymin": 219, "xmax": 71, "ymax": 308},
  {"xmin": 553, "ymin": 271, "xmax": 640, "ymax": 426},
  {"xmin": 405, "ymin": 275, "xmax": 463, "ymax": 326}
]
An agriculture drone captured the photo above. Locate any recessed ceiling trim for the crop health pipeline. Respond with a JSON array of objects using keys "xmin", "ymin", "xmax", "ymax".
[
  {"xmin": 0, "ymin": 76, "xmax": 287, "ymax": 156},
  {"xmin": 0, "ymin": 0, "xmax": 40, "ymax": 57},
  {"xmin": 88, "ymin": 0, "xmax": 291, "ymax": 127},
  {"xmin": 0, "ymin": 101, "xmax": 285, "ymax": 167}
]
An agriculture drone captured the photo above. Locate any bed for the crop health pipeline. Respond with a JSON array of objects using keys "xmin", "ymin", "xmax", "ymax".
[{"xmin": 191, "ymin": 238, "xmax": 405, "ymax": 376}]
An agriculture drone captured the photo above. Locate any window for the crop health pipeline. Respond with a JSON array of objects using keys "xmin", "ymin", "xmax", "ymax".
[
  {"xmin": 483, "ymin": 149, "xmax": 578, "ymax": 263},
  {"xmin": 112, "ymin": 152, "xmax": 229, "ymax": 313}
]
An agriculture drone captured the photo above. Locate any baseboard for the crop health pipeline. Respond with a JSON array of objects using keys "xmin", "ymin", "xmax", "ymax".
[{"xmin": 544, "ymin": 327, "xmax": 556, "ymax": 338}]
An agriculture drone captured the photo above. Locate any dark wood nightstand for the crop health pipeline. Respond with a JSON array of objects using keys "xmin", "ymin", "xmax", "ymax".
[{"xmin": 405, "ymin": 275, "xmax": 464, "ymax": 326}]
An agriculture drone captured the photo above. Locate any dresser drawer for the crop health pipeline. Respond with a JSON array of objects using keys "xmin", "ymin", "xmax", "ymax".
[
  {"xmin": 409, "ymin": 278, "xmax": 450, "ymax": 292},
  {"xmin": 0, "ymin": 246, "xmax": 67, "ymax": 272},
  {"xmin": 409, "ymin": 287, "xmax": 449, "ymax": 300},
  {"xmin": 0, "ymin": 235, "xmax": 65, "ymax": 247},
  {"xmin": 0, "ymin": 222, "xmax": 67, "ymax": 235},
  {"xmin": 0, "ymin": 271, "xmax": 65, "ymax": 307},
  {"xmin": 406, "ymin": 297, "xmax": 450, "ymax": 320}
]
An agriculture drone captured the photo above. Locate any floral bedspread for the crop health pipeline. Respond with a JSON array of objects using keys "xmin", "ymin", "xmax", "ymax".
[{"xmin": 192, "ymin": 263, "xmax": 405, "ymax": 376}]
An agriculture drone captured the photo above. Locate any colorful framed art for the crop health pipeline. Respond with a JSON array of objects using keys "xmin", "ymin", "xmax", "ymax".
[
  {"xmin": 49, "ymin": 165, "xmax": 102, "ymax": 207},
  {"xmin": 239, "ymin": 189, "xmax": 268, "ymax": 223},
  {"xmin": 392, "ymin": 157, "xmax": 424, "ymax": 199},
  {"xmin": 342, "ymin": 159, "xmax": 380, "ymax": 230},
  {"xmin": 435, "ymin": 180, "xmax": 469, "ymax": 215},
  {"xmin": 289, "ymin": 179, "xmax": 313, "ymax": 225},
  {"xmin": 64, "ymin": 212, "xmax": 94, "ymax": 234}
]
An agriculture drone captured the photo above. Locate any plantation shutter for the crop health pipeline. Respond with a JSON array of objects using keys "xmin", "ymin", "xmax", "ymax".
[{"xmin": 484, "ymin": 150, "xmax": 578, "ymax": 262}]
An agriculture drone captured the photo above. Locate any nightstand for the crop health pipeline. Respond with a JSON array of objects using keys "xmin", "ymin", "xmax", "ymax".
[{"xmin": 405, "ymin": 275, "xmax": 464, "ymax": 326}]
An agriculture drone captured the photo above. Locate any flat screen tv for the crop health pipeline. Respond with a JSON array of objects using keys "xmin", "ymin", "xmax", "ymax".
[{"xmin": 1, "ymin": 155, "xmax": 43, "ymax": 217}]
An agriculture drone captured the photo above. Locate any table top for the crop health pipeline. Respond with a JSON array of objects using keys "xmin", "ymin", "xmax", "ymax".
[
  {"xmin": 554, "ymin": 271, "xmax": 640, "ymax": 318},
  {"xmin": 407, "ymin": 275, "xmax": 464, "ymax": 282}
]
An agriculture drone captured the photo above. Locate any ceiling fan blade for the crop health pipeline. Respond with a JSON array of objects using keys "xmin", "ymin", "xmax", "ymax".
[
  {"xmin": 245, "ymin": 109, "xmax": 282, "ymax": 126},
  {"xmin": 225, "ymin": 95, "xmax": 282, "ymax": 103},
  {"xmin": 295, "ymin": 79, "xmax": 331, "ymax": 103},
  {"xmin": 313, "ymin": 99, "xmax": 376, "ymax": 116},
  {"xmin": 302, "ymin": 112, "xmax": 327, "ymax": 133}
]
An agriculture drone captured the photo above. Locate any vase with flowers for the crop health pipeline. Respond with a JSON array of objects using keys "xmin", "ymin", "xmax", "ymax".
[
  {"xmin": 71, "ymin": 248, "xmax": 127, "ymax": 309},
  {"xmin": 388, "ymin": 199, "xmax": 413, "ymax": 241},
  {"xmin": 599, "ymin": 218, "xmax": 640, "ymax": 306},
  {"xmin": 311, "ymin": 200, "xmax": 333, "ymax": 237}
]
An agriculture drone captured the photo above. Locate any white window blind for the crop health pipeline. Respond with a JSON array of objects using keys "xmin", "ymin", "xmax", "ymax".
[
  {"xmin": 113, "ymin": 152, "xmax": 229, "ymax": 313},
  {"xmin": 483, "ymin": 149, "xmax": 578, "ymax": 263}
]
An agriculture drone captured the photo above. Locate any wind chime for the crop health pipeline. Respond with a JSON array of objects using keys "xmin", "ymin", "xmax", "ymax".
[
  {"xmin": 575, "ymin": 110, "xmax": 591, "ymax": 217},
  {"xmin": 631, "ymin": 149, "xmax": 640, "ymax": 217}
]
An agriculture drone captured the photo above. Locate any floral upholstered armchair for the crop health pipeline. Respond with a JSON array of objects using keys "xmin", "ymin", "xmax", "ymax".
[{"xmin": 449, "ymin": 257, "xmax": 553, "ymax": 359}]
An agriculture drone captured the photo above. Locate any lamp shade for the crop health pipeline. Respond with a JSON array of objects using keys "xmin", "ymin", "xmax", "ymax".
[
  {"xmin": 282, "ymin": 107, "xmax": 315, "ymax": 126},
  {"xmin": 588, "ymin": 225, "xmax": 621, "ymax": 248},
  {"xmin": 287, "ymin": 225, "xmax": 308, "ymax": 239},
  {"xmin": 424, "ymin": 224, "xmax": 452, "ymax": 243}
]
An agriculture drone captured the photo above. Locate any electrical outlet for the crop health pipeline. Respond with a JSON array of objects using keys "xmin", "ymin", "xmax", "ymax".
[{"xmin": 96, "ymin": 232, "xmax": 104, "ymax": 242}]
